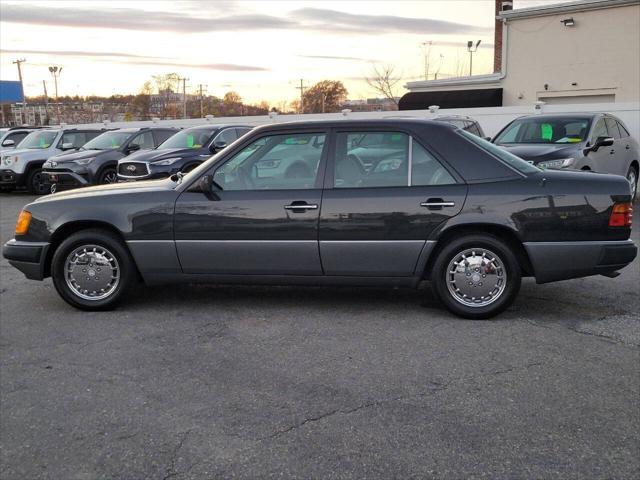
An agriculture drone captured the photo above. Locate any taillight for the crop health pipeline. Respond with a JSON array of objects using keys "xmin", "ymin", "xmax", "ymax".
[{"xmin": 609, "ymin": 202, "xmax": 633, "ymax": 227}]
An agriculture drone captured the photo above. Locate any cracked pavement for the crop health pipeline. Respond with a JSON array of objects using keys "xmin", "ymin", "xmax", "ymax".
[{"xmin": 1, "ymin": 193, "xmax": 639, "ymax": 479}]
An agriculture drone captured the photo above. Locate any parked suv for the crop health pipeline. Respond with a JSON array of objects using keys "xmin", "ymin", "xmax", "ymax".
[
  {"xmin": 0, "ymin": 128, "xmax": 105, "ymax": 194},
  {"xmin": 117, "ymin": 124, "xmax": 251, "ymax": 181},
  {"xmin": 3, "ymin": 119, "xmax": 636, "ymax": 318},
  {"xmin": 0, "ymin": 126, "xmax": 42, "ymax": 153},
  {"xmin": 43, "ymin": 127, "xmax": 177, "ymax": 192},
  {"xmin": 493, "ymin": 113, "xmax": 639, "ymax": 199}
]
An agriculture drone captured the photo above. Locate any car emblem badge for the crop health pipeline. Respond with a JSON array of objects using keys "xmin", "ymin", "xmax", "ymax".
[
  {"xmin": 50, "ymin": 184, "xmax": 56, "ymax": 194},
  {"xmin": 127, "ymin": 165, "xmax": 137, "ymax": 172}
]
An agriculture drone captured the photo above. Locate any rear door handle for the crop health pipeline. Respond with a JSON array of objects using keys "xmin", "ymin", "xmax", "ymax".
[
  {"xmin": 610, "ymin": 149, "xmax": 615, "ymax": 154},
  {"xmin": 626, "ymin": 145, "xmax": 631, "ymax": 150},
  {"xmin": 420, "ymin": 199, "xmax": 455, "ymax": 209}
]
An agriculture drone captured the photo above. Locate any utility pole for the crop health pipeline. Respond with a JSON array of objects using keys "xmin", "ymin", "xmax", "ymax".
[
  {"xmin": 42, "ymin": 80, "xmax": 50, "ymax": 125},
  {"xmin": 13, "ymin": 58, "xmax": 27, "ymax": 124},
  {"xmin": 295, "ymin": 79, "xmax": 306, "ymax": 114},
  {"xmin": 179, "ymin": 77, "xmax": 190, "ymax": 119},
  {"xmin": 421, "ymin": 41, "xmax": 432, "ymax": 80},
  {"xmin": 467, "ymin": 40, "xmax": 481, "ymax": 76},
  {"xmin": 198, "ymin": 84, "xmax": 207, "ymax": 118},
  {"xmin": 48, "ymin": 66, "xmax": 62, "ymax": 124}
]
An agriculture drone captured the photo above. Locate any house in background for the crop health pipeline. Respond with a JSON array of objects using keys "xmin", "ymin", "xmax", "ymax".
[{"xmin": 401, "ymin": 0, "xmax": 640, "ymax": 109}]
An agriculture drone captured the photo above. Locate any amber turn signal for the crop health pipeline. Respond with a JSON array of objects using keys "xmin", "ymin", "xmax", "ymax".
[
  {"xmin": 15, "ymin": 210, "xmax": 32, "ymax": 235},
  {"xmin": 609, "ymin": 202, "xmax": 633, "ymax": 228}
]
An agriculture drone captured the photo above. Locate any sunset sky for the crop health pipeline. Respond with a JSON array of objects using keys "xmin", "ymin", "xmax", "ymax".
[{"xmin": 0, "ymin": 0, "xmax": 558, "ymax": 105}]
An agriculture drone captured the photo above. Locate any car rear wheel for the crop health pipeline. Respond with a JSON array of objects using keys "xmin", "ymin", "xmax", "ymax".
[
  {"xmin": 26, "ymin": 168, "xmax": 48, "ymax": 195},
  {"xmin": 627, "ymin": 165, "xmax": 638, "ymax": 201},
  {"xmin": 431, "ymin": 234, "xmax": 521, "ymax": 319},
  {"xmin": 98, "ymin": 168, "xmax": 118, "ymax": 184},
  {"xmin": 51, "ymin": 229, "xmax": 136, "ymax": 310}
]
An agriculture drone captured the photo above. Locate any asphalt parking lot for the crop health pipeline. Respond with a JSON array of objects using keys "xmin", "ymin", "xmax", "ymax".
[{"xmin": 1, "ymin": 192, "xmax": 639, "ymax": 479}]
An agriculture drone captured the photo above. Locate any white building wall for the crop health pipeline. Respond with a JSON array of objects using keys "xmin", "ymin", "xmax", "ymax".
[{"xmin": 502, "ymin": 2, "xmax": 640, "ymax": 105}]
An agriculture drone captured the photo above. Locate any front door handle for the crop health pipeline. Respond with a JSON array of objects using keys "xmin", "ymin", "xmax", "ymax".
[
  {"xmin": 626, "ymin": 145, "xmax": 631, "ymax": 150},
  {"xmin": 610, "ymin": 149, "xmax": 615, "ymax": 154},
  {"xmin": 284, "ymin": 202, "xmax": 318, "ymax": 211},
  {"xmin": 420, "ymin": 199, "xmax": 456, "ymax": 209}
]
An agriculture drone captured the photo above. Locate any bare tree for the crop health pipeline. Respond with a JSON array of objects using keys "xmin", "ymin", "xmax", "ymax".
[{"xmin": 365, "ymin": 64, "xmax": 402, "ymax": 105}]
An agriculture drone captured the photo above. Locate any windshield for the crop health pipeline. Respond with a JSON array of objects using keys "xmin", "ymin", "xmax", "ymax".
[
  {"xmin": 459, "ymin": 130, "xmax": 541, "ymax": 175},
  {"xmin": 18, "ymin": 131, "xmax": 58, "ymax": 149},
  {"xmin": 495, "ymin": 117, "xmax": 591, "ymax": 145},
  {"xmin": 82, "ymin": 131, "xmax": 132, "ymax": 150},
  {"xmin": 159, "ymin": 128, "xmax": 215, "ymax": 149}
]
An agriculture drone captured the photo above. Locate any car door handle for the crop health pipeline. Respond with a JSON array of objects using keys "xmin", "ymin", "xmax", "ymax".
[
  {"xmin": 610, "ymin": 149, "xmax": 615, "ymax": 154},
  {"xmin": 420, "ymin": 199, "xmax": 456, "ymax": 208},
  {"xmin": 626, "ymin": 145, "xmax": 631, "ymax": 150},
  {"xmin": 284, "ymin": 203, "xmax": 318, "ymax": 211}
]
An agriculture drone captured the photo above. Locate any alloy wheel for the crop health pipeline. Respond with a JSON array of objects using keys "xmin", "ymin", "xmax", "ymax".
[
  {"xmin": 446, "ymin": 248, "xmax": 507, "ymax": 308},
  {"xmin": 64, "ymin": 245, "xmax": 120, "ymax": 301}
]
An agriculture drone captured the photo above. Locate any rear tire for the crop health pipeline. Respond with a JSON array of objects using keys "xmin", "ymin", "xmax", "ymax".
[
  {"xmin": 51, "ymin": 229, "xmax": 136, "ymax": 311},
  {"xmin": 26, "ymin": 168, "xmax": 48, "ymax": 195},
  {"xmin": 430, "ymin": 234, "xmax": 521, "ymax": 319}
]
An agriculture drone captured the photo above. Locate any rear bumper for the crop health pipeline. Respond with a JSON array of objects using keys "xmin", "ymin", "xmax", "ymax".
[
  {"xmin": 2, "ymin": 240, "xmax": 50, "ymax": 280},
  {"xmin": 524, "ymin": 240, "xmax": 637, "ymax": 284}
]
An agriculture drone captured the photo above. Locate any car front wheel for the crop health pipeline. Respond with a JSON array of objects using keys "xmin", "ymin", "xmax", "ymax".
[
  {"xmin": 98, "ymin": 168, "xmax": 118, "ymax": 184},
  {"xmin": 431, "ymin": 234, "xmax": 521, "ymax": 319},
  {"xmin": 26, "ymin": 168, "xmax": 49, "ymax": 195},
  {"xmin": 51, "ymin": 229, "xmax": 136, "ymax": 310}
]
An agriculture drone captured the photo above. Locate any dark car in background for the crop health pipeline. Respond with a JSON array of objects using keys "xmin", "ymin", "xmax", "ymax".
[
  {"xmin": 3, "ymin": 119, "xmax": 636, "ymax": 319},
  {"xmin": 117, "ymin": 124, "xmax": 251, "ymax": 181},
  {"xmin": 43, "ymin": 127, "xmax": 177, "ymax": 191},
  {"xmin": 493, "ymin": 113, "xmax": 639, "ymax": 199}
]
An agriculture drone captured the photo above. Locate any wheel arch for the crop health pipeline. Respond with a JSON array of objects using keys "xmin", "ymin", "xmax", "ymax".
[
  {"xmin": 44, "ymin": 221, "xmax": 140, "ymax": 279},
  {"xmin": 423, "ymin": 223, "xmax": 534, "ymax": 280}
]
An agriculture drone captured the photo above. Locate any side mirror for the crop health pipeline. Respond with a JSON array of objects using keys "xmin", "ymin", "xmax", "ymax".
[
  {"xmin": 590, "ymin": 136, "xmax": 614, "ymax": 152},
  {"xmin": 127, "ymin": 144, "xmax": 141, "ymax": 153},
  {"xmin": 210, "ymin": 140, "xmax": 227, "ymax": 153},
  {"xmin": 61, "ymin": 142, "xmax": 75, "ymax": 150},
  {"xmin": 1, "ymin": 139, "xmax": 15, "ymax": 147}
]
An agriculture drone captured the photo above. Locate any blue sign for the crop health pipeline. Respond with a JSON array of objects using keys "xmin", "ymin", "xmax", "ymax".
[{"xmin": 0, "ymin": 80, "xmax": 25, "ymax": 103}]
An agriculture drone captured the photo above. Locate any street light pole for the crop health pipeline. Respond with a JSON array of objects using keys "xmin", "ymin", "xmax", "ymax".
[
  {"xmin": 467, "ymin": 40, "xmax": 481, "ymax": 76},
  {"xmin": 48, "ymin": 66, "xmax": 62, "ymax": 124}
]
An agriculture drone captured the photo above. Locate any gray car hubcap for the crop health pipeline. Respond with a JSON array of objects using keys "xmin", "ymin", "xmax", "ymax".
[
  {"xmin": 446, "ymin": 248, "xmax": 507, "ymax": 307},
  {"xmin": 628, "ymin": 170, "xmax": 637, "ymax": 199},
  {"xmin": 65, "ymin": 245, "xmax": 120, "ymax": 300}
]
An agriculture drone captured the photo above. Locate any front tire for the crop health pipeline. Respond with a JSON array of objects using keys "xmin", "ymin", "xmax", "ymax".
[
  {"xmin": 98, "ymin": 168, "xmax": 118, "ymax": 185},
  {"xmin": 431, "ymin": 234, "xmax": 521, "ymax": 319},
  {"xmin": 26, "ymin": 168, "xmax": 48, "ymax": 195},
  {"xmin": 51, "ymin": 229, "xmax": 136, "ymax": 310}
]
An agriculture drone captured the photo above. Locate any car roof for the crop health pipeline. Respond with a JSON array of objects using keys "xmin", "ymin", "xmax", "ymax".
[
  {"xmin": 514, "ymin": 113, "xmax": 598, "ymax": 120},
  {"xmin": 254, "ymin": 118, "xmax": 456, "ymax": 131},
  {"xmin": 183, "ymin": 124, "xmax": 251, "ymax": 131}
]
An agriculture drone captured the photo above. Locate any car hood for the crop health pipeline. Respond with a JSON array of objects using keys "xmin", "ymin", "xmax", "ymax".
[
  {"xmin": 34, "ymin": 178, "xmax": 175, "ymax": 203},
  {"xmin": 49, "ymin": 149, "xmax": 107, "ymax": 162},
  {"xmin": 499, "ymin": 144, "xmax": 581, "ymax": 162},
  {"xmin": 123, "ymin": 147, "xmax": 205, "ymax": 163},
  {"xmin": 2, "ymin": 147, "xmax": 56, "ymax": 160}
]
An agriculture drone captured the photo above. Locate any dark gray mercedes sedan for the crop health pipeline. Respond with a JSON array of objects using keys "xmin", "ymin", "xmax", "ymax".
[{"xmin": 3, "ymin": 119, "xmax": 637, "ymax": 319}]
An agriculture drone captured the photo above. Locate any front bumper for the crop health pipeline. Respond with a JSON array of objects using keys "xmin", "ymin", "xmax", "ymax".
[
  {"xmin": 524, "ymin": 239, "xmax": 637, "ymax": 283},
  {"xmin": 0, "ymin": 170, "xmax": 24, "ymax": 187},
  {"xmin": 2, "ymin": 239, "xmax": 50, "ymax": 280},
  {"xmin": 44, "ymin": 168, "xmax": 89, "ymax": 191}
]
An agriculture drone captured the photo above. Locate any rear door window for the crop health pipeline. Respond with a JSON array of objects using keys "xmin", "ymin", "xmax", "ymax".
[{"xmin": 617, "ymin": 121, "xmax": 630, "ymax": 138}]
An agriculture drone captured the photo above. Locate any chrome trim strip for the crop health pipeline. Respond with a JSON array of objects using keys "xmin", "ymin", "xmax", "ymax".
[
  {"xmin": 175, "ymin": 240, "xmax": 317, "ymax": 244},
  {"xmin": 523, "ymin": 240, "xmax": 635, "ymax": 246},
  {"xmin": 284, "ymin": 204, "xmax": 318, "ymax": 210},
  {"xmin": 127, "ymin": 240, "xmax": 174, "ymax": 243}
]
